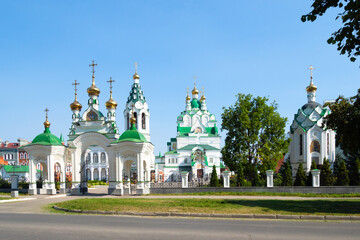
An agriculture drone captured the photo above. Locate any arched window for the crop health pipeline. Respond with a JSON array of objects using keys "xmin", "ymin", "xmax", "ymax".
[
  {"xmin": 142, "ymin": 113, "xmax": 146, "ymax": 129},
  {"xmin": 299, "ymin": 134, "xmax": 303, "ymax": 156},
  {"xmin": 86, "ymin": 153, "xmax": 90, "ymax": 164},
  {"xmin": 127, "ymin": 113, "xmax": 130, "ymax": 129},
  {"xmin": 310, "ymin": 141, "xmax": 320, "ymax": 153},
  {"xmin": 100, "ymin": 152, "xmax": 106, "ymax": 163},
  {"xmin": 93, "ymin": 153, "xmax": 98, "ymax": 163},
  {"xmin": 20, "ymin": 153, "xmax": 23, "ymax": 159}
]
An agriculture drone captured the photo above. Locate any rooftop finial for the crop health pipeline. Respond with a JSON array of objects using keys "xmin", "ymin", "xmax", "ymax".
[
  {"xmin": 192, "ymin": 75, "xmax": 199, "ymax": 95},
  {"xmin": 186, "ymin": 87, "xmax": 190, "ymax": 102},
  {"xmin": 306, "ymin": 65, "xmax": 317, "ymax": 93},
  {"xmin": 200, "ymin": 86, "xmax": 206, "ymax": 101},
  {"xmin": 133, "ymin": 62, "xmax": 140, "ymax": 80},
  {"xmin": 89, "ymin": 60, "xmax": 98, "ymax": 84},
  {"xmin": 44, "ymin": 108, "xmax": 50, "ymax": 130},
  {"xmin": 309, "ymin": 65, "xmax": 315, "ymax": 82},
  {"xmin": 72, "ymin": 80, "xmax": 80, "ymax": 101},
  {"xmin": 107, "ymin": 77, "xmax": 115, "ymax": 99}
]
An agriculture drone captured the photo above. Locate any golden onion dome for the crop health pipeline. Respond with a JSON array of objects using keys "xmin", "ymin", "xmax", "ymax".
[
  {"xmin": 130, "ymin": 114, "xmax": 136, "ymax": 124},
  {"xmin": 44, "ymin": 119, "xmax": 50, "ymax": 128},
  {"xmin": 186, "ymin": 95, "xmax": 191, "ymax": 102},
  {"xmin": 70, "ymin": 100, "xmax": 82, "ymax": 111},
  {"xmin": 87, "ymin": 83, "xmax": 100, "ymax": 96},
  {"xmin": 192, "ymin": 86, "xmax": 199, "ymax": 95},
  {"xmin": 133, "ymin": 72, "xmax": 140, "ymax": 80},
  {"xmin": 200, "ymin": 94, "xmax": 206, "ymax": 101},
  {"xmin": 106, "ymin": 98, "xmax": 118, "ymax": 109},
  {"xmin": 306, "ymin": 81, "xmax": 317, "ymax": 92}
]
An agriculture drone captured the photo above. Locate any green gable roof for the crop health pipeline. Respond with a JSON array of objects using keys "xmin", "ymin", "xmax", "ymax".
[{"xmin": 164, "ymin": 150, "xmax": 180, "ymax": 155}]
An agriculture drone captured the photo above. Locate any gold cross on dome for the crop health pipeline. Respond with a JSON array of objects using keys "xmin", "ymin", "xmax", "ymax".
[
  {"xmin": 192, "ymin": 74, "xmax": 198, "ymax": 84},
  {"xmin": 44, "ymin": 108, "xmax": 49, "ymax": 120},
  {"xmin": 72, "ymin": 80, "xmax": 80, "ymax": 99},
  {"xmin": 134, "ymin": 62, "xmax": 138, "ymax": 73},
  {"xmin": 186, "ymin": 87, "xmax": 189, "ymax": 95},
  {"xmin": 309, "ymin": 65, "xmax": 315, "ymax": 79},
  {"xmin": 89, "ymin": 60, "xmax": 98, "ymax": 80},
  {"xmin": 107, "ymin": 77, "xmax": 115, "ymax": 92}
]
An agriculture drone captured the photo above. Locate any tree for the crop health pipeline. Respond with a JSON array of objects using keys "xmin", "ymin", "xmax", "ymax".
[
  {"xmin": 209, "ymin": 165, "xmax": 219, "ymax": 187},
  {"xmin": 294, "ymin": 162, "xmax": 306, "ymax": 186},
  {"xmin": 252, "ymin": 165, "xmax": 260, "ymax": 187},
  {"xmin": 306, "ymin": 160, "xmax": 318, "ymax": 186},
  {"xmin": 281, "ymin": 161, "xmax": 293, "ymax": 186},
  {"xmin": 348, "ymin": 158, "xmax": 360, "ymax": 186},
  {"xmin": 221, "ymin": 94, "xmax": 289, "ymax": 172},
  {"xmin": 324, "ymin": 89, "xmax": 360, "ymax": 160},
  {"xmin": 236, "ymin": 162, "xmax": 245, "ymax": 186},
  {"xmin": 320, "ymin": 159, "xmax": 334, "ymax": 186},
  {"xmin": 335, "ymin": 160, "xmax": 349, "ymax": 186},
  {"xmin": 301, "ymin": 0, "xmax": 360, "ymax": 63}
]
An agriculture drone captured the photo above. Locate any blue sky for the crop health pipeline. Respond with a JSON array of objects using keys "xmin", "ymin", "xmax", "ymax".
[{"xmin": 0, "ymin": 1, "xmax": 359, "ymax": 154}]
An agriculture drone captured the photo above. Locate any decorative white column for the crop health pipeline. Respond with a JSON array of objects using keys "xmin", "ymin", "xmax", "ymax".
[
  {"xmin": 28, "ymin": 159, "xmax": 37, "ymax": 195},
  {"xmin": 266, "ymin": 170, "xmax": 274, "ymax": 188},
  {"xmin": 181, "ymin": 171, "xmax": 189, "ymax": 188},
  {"xmin": 47, "ymin": 156, "xmax": 56, "ymax": 195},
  {"xmin": 59, "ymin": 168, "xmax": 66, "ymax": 194},
  {"xmin": 222, "ymin": 171, "xmax": 231, "ymax": 188},
  {"xmin": 311, "ymin": 169, "xmax": 321, "ymax": 187},
  {"xmin": 90, "ymin": 168, "xmax": 94, "ymax": 181},
  {"xmin": 136, "ymin": 153, "xmax": 145, "ymax": 195}
]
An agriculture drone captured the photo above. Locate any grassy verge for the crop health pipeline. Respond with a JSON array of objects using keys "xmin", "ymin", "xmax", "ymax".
[
  {"xmin": 151, "ymin": 192, "xmax": 360, "ymax": 198},
  {"xmin": 0, "ymin": 197, "xmax": 12, "ymax": 201},
  {"xmin": 54, "ymin": 198, "xmax": 360, "ymax": 216}
]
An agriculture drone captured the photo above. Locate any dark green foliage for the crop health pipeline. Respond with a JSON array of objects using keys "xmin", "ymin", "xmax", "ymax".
[
  {"xmin": 18, "ymin": 179, "xmax": 29, "ymax": 189},
  {"xmin": 348, "ymin": 158, "xmax": 360, "ymax": 186},
  {"xmin": 209, "ymin": 165, "xmax": 219, "ymax": 187},
  {"xmin": 0, "ymin": 177, "xmax": 10, "ymax": 189},
  {"xmin": 221, "ymin": 93, "xmax": 289, "ymax": 172},
  {"xmin": 252, "ymin": 165, "xmax": 260, "ymax": 187},
  {"xmin": 306, "ymin": 161, "xmax": 317, "ymax": 186},
  {"xmin": 294, "ymin": 163, "xmax": 306, "ymax": 186},
  {"xmin": 324, "ymin": 90, "xmax": 360, "ymax": 160},
  {"xmin": 335, "ymin": 160, "xmax": 349, "ymax": 186},
  {"xmin": 281, "ymin": 161, "xmax": 293, "ymax": 186},
  {"xmin": 320, "ymin": 159, "xmax": 334, "ymax": 186},
  {"xmin": 302, "ymin": 0, "xmax": 360, "ymax": 63},
  {"xmin": 236, "ymin": 162, "xmax": 245, "ymax": 186}
]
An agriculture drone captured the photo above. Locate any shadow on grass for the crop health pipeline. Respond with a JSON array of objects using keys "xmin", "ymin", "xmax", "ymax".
[{"xmin": 223, "ymin": 199, "xmax": 360, "ymax": 215}]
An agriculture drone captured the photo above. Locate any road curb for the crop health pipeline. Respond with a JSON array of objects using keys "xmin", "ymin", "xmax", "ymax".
[{"xmin": 52, "ymin": 205, "xmax": 357, "ymax": 221}]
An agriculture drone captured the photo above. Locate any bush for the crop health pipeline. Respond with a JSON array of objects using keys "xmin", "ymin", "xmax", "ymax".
[
  {"xmin": 236, "ymin": 162, "xmax": 245, "ymax": 186},
  {"xmin": 294, "ymin": 163, "xmax": 306, "ymax": 186},
  {"xmin": 320, "ymin": 159, "xmax": 334, "ymax": 186},
  {"xmin": 0, "ymin": 177, "xmax": 11, "ymax": 189},
  {"xmin": 281, "ymin": 161, "xmax": 293, "ymax": 186},
  {"xmin": 18, "ymin": 180, "xmax": 29, "ymax": 189},
  {"xmin": 335, "ymin": 160, "xmax": 349, "ymax": 186},
  {"xmin": 306, "ymin": 161, "xmax": 317, "ymax": 186},
  {"xmin": 209, "ymin": 165, "xmax": 220, "ymax": 187},
  {"xmin": 348, "ymin": 158, "xmax": 360, "ymax": 186}
]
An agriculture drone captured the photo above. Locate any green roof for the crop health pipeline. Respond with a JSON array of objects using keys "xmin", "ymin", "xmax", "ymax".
[
  {"xmin": 1, "ymin": 165, "xmax": 41, "ymax": 173},
  {"xmin": 164, "ymin": 150, "xmax": 180, "ymax": 155},
  {"xmin": 177, "ymin": 144, "xmax": 220, "ymax": 151},
  {"xmin": 112, "ymin": 123, "xmax": 147, "ymax": 143},
  {"xmin": 29, "ymin": 127, "xmax": 63, "ymax": 146},
  {"xmin": 177, "ymin": 126, "xmax": 219, "ymax": 137}
]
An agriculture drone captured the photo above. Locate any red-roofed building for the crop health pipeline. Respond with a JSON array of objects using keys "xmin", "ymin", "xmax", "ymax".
[{"xmin": 0, "ymin": 139, "xmax": 30, "ymax": 165}]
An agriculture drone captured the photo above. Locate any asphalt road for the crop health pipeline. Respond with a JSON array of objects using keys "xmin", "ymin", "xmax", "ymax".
[{"xmin": 0, "ymin": 213, "xmax": 359, "ymax": 240}]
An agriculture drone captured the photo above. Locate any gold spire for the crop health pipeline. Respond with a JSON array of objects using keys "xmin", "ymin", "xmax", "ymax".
[
  {"xmin": 87, "ymin": 60, "xmax": 100, "ymax": 96},
  {"xmin": 130, "ymin": 104, "xmax": 136, "ymax": 124},
  {"xmin": 133, "ymin": 62, "xmax": 140, "ymax": 80},
  {"xmin": 44, "ymin": 108, "xmax": 50, "ymax": 128},
  {"xmin": 192, "ymin": 75, "xmax": 199, "ymax": 95},
  {"xmin": 306, "ymin": 65, "xmax": 317, "ymax": 92},
  {"xmin": 200, "ymin": 87, "xmax": 206, "ymax": 101},
  {"xmin": 105, "ymin": 77, "xmax": 117, "ymax": 109},
  {"xmin": 186, "ymin": 87, "xmax": 190, "ymax": 102},
  {"xmin": 70, "ymin": 80, "xmax": 82, "ymax": 111}
]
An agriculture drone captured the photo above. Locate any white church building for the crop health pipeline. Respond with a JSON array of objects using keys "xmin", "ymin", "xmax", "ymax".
[
  {"xmin": 289, "ymin": 66, "xmax": 336, "ymax": 174},
  {"xmin": 157, "ymin": 83, "xmax": 223, "ymax": 182}
]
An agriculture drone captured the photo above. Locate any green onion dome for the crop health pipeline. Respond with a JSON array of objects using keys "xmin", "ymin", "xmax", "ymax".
[
  {"xmin": 31, "ymin": 124, "xmax": 62, "ymax": 146},
  {"xmin": 191, "ymin": 99, "xmax": 200, "ymax": 109},
  {"xmin": 113, "ymin": 123, "xmax": 148, "ymax": 143}
]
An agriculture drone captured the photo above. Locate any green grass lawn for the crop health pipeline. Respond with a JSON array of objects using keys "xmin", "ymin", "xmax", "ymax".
[
  {"xmin": 55, "ymin": 198, "xmax": 360, "ymax": 216},
  {"xmin": 151, "ymin": 192, "xmax": 360, "ymax": 198},
  {"xmin": 0, "ymin": 197, "xmax": 12, "ymax": 201}
]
